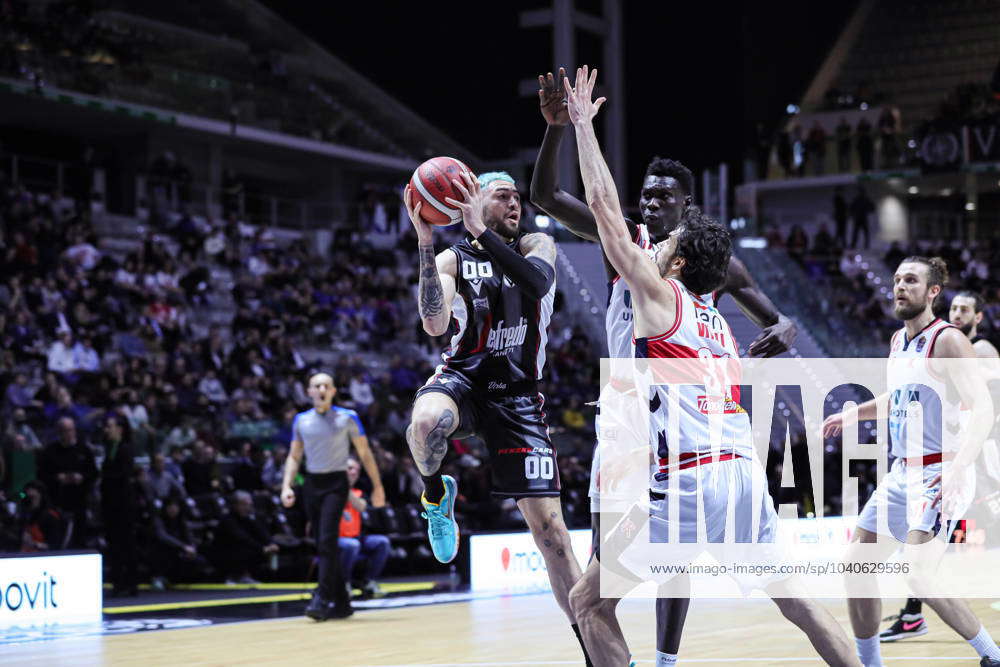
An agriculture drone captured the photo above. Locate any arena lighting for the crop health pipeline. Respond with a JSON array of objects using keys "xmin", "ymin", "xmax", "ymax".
[
  {"xmin": 786, "ymin": 104, "xmax": 799, "ymax": 114},
  {"xmin": 966, "ymin": 202, "xmax": 977, "ymax": 211},
  {"xmin": 908, "ymin": 139, "xmax": 917, "ymax": 148},
  {"xmin": 738, "ymin": 237, "xmax": 767, "ymax": 249},
  {"xmin": 908, "ymin": 186, "xmax": 919, "ymax": 194},
  {"xmin": 534, "ymin": 214, "xmax": 550, "ymax": 228},
  {"xmin": 941, "ymin": 188, "xmax": 954, "ymax": 196},
  {"xmin": 860, "ymin": 102, "xmax": 869, "ymax": 110}
]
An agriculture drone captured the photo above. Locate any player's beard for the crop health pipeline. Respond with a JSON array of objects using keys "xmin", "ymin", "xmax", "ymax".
[
  {"xmin": 487, "ymin": 214, "xmax": 519, "ymax": 240},
  {"xmin": 893, "ymin": 291, "xmax": 928, "ymax": 321},
  {"xmin": 956, "ymin": 321, "xmax": 974, "ymax": 336}
]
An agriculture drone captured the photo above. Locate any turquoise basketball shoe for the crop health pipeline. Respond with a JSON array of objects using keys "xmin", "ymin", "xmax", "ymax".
[{"xmin": 420, "ymin": 475, "xmax": 460, "ymax": 563}]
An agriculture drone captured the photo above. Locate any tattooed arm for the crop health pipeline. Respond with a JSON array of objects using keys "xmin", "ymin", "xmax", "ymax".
[
  {"xmin": 406, "ymin": 184, "xmax": 458, "ymax": 336},
  {"xmin": 417, "ymin": 246, "xmax": 457, "ymax": 336}
]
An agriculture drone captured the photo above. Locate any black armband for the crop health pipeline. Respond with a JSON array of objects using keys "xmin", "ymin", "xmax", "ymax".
[{"xmin": 476, "ymin": 229, "xmax": 555, "ymax": 300}]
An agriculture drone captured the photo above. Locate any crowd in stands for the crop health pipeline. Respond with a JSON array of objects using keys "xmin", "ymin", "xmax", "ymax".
[
  {"xmin": 754, "ymin": 107, "xmax": 904, "ymax": 180},
  {"xmin": 0, "ymin": 163, "xmax": 599, "ymax": 590},
  {"xmin": 0, "ymin": 0, "xmax": 414, "ymax": 158},
  {"xmin": 754, "ymin": 76, "xmax": 1000, "ymax": 182},
  {"xmin": 764, "ymin": 206, "xmax": 1000, "ymax": 350},
  {"xmin": 918, "ymin": 82, "xmax": 1000, "ymax": 133}
]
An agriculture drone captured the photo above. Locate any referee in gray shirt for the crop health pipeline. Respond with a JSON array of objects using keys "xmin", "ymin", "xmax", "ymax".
[{"xmin": 282, "ymin": 372, "xmax": 385, "ymax": 620}]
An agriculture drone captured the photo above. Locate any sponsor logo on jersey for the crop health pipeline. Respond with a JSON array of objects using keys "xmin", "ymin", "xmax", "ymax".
[
  {"xmin": 696, "ymin": 395, "xmax": 745, "ymax": 415},
  {"xmin": 916, "ymin": 336, "xmax": 926, "ymax": 353},
  {"xmin": 473, "ymin": 297, "xmax": 489, "ymax": 312},
  {"xmin": 496, "ymin": 446, "xmax": 554, "ymax": 455},
  {"xmin": 487, "ymin": 317, "xmax": 527, "ymax": 355},
  {"xmin": 889, "ymin": 387, "xmax": 921, "ymax": 419}
]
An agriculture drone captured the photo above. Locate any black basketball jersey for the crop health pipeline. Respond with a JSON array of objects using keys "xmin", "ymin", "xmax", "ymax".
[{"xmin": 442, "ymin": 234, "xmax": 556, "ymax": 387}]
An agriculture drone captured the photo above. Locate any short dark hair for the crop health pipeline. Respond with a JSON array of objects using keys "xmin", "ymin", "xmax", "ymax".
[
  {"xmin": 955, "ymin": 290, "xmax": 984, "ymax": 313},
  {"xmin": 900, "ymin": 256, "xmax": 948, "ymax": 288},
  {"xmin": 674, "ymin": 210, "xmax": 732, "ymax": 295},
  {"xmin": 644, "ymin": 157, "xmax": 695, "ymax": 198}
]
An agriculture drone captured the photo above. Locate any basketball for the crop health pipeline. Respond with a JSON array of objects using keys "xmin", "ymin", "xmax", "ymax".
[{"xmin": 408, "ymin": 156, "xmax": 473, "ymax": 226}]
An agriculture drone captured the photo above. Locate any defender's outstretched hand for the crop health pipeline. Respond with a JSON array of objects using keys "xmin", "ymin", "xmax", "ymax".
[
  {"xmin": 563, "ymin": 65, "xmax": 606, "ymax": 127},
  {"xmin": 538, "ymin": 67, "xmax": 570, "ymax": 126},
  {"xmin": 747, "ymin": 318, "xmax": 797, "ymax": 357},
  {"xmin": 445, "ymin": 171, "xmax": 488, "ymax": 237}
]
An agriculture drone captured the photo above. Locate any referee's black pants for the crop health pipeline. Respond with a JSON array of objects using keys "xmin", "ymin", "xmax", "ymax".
[{"xmin": 304, "ymin": 471, "xmax": 350, "ymax": 606}]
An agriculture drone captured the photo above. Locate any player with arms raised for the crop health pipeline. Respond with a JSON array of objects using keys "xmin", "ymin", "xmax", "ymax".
[
  {"xmin": 564, "ymin": 65, "xmax": 860, "ymax": 667},
  {"xmin": 531, "ymin": 67, "xmax": 798, "ymax": 666},
  {"xmin": 403, "ymin": 171, "xmax": 592, "ymax": 663}
]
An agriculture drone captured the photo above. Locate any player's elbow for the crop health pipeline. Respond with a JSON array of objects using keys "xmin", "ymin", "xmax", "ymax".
[
  {"xmin": 422, "ymin": 319, "xmax": 449, "ymax": 337},
  {"xmin": 529, "ymin": 183, "xmax": 554, "ymax": 210}
]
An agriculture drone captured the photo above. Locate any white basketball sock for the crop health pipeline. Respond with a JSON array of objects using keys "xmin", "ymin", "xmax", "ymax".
[
  {"xmin": 855, "ymin": 635, "xmax": 884, "ymax": 667},
  {"xmin": 968, "ymin": 625, "xmax": 1000, "ymax": 659},
  {"xmin": 656, "ymin": 651, "xmax": 678, "ymax": 666}
]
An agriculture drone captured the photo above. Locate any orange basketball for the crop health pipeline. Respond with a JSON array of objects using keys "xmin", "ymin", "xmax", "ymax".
[{"xmin": 408, "ymin": 156, "xmax": 473, "ymax": 226}]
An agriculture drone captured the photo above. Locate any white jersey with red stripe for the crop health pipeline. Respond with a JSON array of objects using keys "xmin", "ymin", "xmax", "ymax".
[
  {"xmin": 606, "ymin": 224, "xmax": 656, "ymax": 360},
  {"xmin": 635, "ymin": 278, "xmax": 752, "ymax": 492},
  {"xmin": 887, "ymin": 318, "xmax": 962, "ymax": 460},
  {"xmin": 592, "ymin": 226, "xmax": 718, "ymax": 511}
]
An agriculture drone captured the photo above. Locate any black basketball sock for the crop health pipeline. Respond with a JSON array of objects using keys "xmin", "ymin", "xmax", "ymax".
[
  {"xmin": 571, "ymin": 623, "xmax": 594, "ymax": 667},
  {"xmin": 421, "ymin": 474, "xmax": 445, "ymax": 504},
  {"xmin": 903, "ymin": 597, "xmax": 923, "ymax": 616}
]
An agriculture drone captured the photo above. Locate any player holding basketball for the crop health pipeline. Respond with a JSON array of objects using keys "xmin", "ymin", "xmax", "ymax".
[
  {"xmin": 403, "ymin": 171, "xmax": 592, "ymax": 663},
  {"xmin": 823, "ymin": 258, "xmax": 1000, "ymax": 666},
  {"xmin": 531, "ymin": 67, "xmax": 798, "ymax": 666},
  {"xmin": 881, "ymin": 290, "xmax": 1000, "ymax": 643},
  {"xmin": 564, "ymin": 65, "xmax": 860, "ymax": 667}
]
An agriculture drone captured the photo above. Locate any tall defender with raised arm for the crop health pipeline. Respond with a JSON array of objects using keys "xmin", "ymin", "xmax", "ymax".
[{"xmin": 531, "ymin": 66, "xmax": 798, "ymax": 666}]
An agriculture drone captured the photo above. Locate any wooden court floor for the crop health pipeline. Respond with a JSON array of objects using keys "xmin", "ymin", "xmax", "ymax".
[{"xmin": 6, "ymin": 595, "xmax": 999, "ymax": 665}]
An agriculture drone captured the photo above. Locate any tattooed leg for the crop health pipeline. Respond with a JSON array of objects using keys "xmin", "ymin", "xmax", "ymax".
[
  {"xmin": 408, "ymin": 392, "xmax": 460, "ymax": 502},
  {"xmin": 517, "ymin": 496, "xmax": 582, "ymax": 622},
  {"xmin": 407, "ymin": 409, "xmax": 455, "ymax": 476}
]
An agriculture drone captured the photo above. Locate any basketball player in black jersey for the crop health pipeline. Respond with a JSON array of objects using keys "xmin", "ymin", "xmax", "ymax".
[
  {"xmin": 403, "ymin": 170, "xmax": 591, "ymax": 664},
  {"xmin": 531, "ymin": 67, "xmax": 798, "ymax": 665}
]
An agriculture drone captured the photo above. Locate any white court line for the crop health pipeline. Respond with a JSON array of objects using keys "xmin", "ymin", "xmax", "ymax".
[{"xmin": 359, "ymin": 658, "xmax": 982, "ymax": 666}]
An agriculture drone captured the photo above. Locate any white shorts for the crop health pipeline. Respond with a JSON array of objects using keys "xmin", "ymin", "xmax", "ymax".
[
  {"xmin": 857, "ymin": 458, "xmax": 972, "ymax": 542},
  {"xmin": 647, "ymin": 456, "xmax": 779, "ymax": 544},
  {"xmin": 609, "ymin": 456, "xmax": 785, "ymax": 594},
  {"xmin": 590, "ymin": 386, "xmax": 652, "ymax": 514}
]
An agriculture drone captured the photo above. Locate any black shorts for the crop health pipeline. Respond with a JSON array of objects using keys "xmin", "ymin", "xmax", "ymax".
[{"xmin": 415, "ymin": 368, "xmax": 560, "ymax": 498}]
